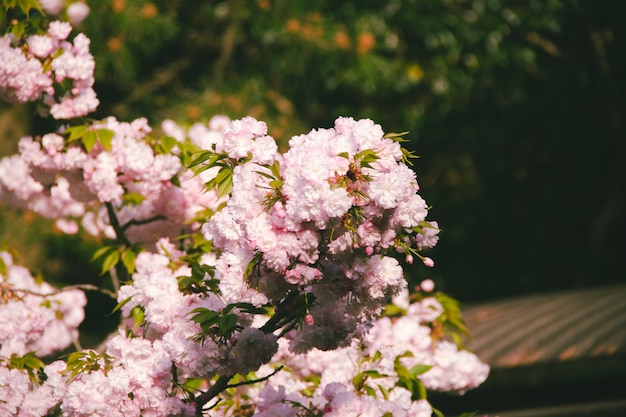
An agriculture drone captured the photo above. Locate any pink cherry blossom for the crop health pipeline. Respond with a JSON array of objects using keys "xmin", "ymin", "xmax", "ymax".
[{"xmin": 0, "ymin": 15, "xmax": 487, "ymax": 415}]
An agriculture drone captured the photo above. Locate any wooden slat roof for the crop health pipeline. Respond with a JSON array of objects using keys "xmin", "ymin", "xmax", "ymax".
[
  {"xmin": 430, "ymin": 284, "xmax": 626, "ymax": 416},
  {"xmin": 461, "ymin": 284, "xmax": 626, "ymax": 367}
]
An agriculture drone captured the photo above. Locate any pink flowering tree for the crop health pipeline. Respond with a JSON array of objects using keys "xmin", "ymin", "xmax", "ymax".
[{"xmin": 0, "ymin": 3, "xmax": 489, "ymax": 416}]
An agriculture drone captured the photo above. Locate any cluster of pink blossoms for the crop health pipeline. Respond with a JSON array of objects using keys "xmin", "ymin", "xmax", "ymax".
[
  {"xmin": 202, "ymin": 116, "xmax": 440, "ymax": 352},
  {"xmin": 0, "ymin": 251, "xmax": 85, "ymax": 416},
  {"xmin": 0, "ymin": 251, "xmax": 86, "ymax": 358},
  {"xmin": 197, "ymin": 286, "xmax": 488, "ymax": 417},
  {"xmin": 0, "ymin": 116, "xmax": 226, "ymax": 245},
  {"xmin": 0, "ymin": 15, "xmax": 490, "ymax": 417},
  {"xmin": 39, "ymin": 0, "xmax": 91, "ymax": 25},
  {"xmin": 0, "ymin": 20, "xmax": 97, "ymax": 118}
]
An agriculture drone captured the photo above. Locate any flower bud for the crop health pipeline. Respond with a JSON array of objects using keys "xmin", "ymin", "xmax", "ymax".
[
  {"xmin": 420, "ymin": 279, "xmax": 435, "ymax": 292},
  {"xmin": 304, "ymin": 314, "xmax": 314, "ymax": 326},
  {"xmin": 422, "ymin": 257, "xmax": 434, "ymax": 268}
]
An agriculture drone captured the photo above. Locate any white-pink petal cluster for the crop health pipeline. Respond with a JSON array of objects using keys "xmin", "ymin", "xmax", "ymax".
[
  {"xmin": 0, "ymin": 110, "xmax": 458, "ymax": 416},
  {"xmin": 67, "ymin": 2, "xmax": 91, "ymax": 25},
  {"xmin": 0, "ymin": 252, "xmax": 86, "ymax": 358},
  {"xmin": 0, "ymin": 365, "xmax": 33, "ymax": 415},
  {"xmin": 0, "ymin": 35, "xmax": 52, "ymax": 103},
  {"xmin": 0, "ymin": 22, "xmax": 98, "ymax": 118},
  {"xmin": 115, "ymin": 251, "xmax": 277, "ymax": 380},
  {"xmin": 223, "ymin": 116, "xmax": 269, "ymax": 159},
  {"xmin": 202, "ymin": 116, "xmax": 439, "ymax": 352},
  {"xmin": 232, "ymin": 292, "xmax": 488, "ymax": 417},
  {"xmin": 60, "ymin": 335, "xmax": 196, "ymax": 417},
  {"xmin": 39, "ymin": 0, "xmax": 65, "ymax": 15},
  {"xmin": 417, "ymin": 340, "xmax": 491, "ymax": 393},
  {"xmin": 16, "ymin": 361, "xmax": 68, "ymax": 417},
  {"xmin": 0, "ymin": 116, "xmax": 226, "ymax": 246}
]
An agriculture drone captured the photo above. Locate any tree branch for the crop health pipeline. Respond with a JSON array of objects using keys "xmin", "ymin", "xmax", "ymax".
[
  {"xmin": 225, "ymin": 366, "xmax": 284, "ymax": 389},
  {"xmin": 193, "ymin": 293, "xmax": 302, "ymax": 413},
  {"xmin": 10, "ymin": 283, "xmax": 117, "ymax": 299},
  {"xmin": 121, "ymin": 215, "xmax": 167, "ymax": 233},
  {"xmin": 195, "ymin": 374, "xmax": 232, "ymax": 415},
  {"xmin": 105, "ymin": 202, "xmax": 131, "ymax": 247}
]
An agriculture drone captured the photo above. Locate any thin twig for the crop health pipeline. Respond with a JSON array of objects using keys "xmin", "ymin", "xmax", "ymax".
[
  {"xmin": 121, "ymin": 215, "xmax": 167, "ymax": 233},
  {"xmin": 11, "ymin": 283, "xmax": 117, "ymax": 299},
  {"xmin": 109, "ymin": 266, "xmax": 120, "ymax": 294},
  {"xmin": 72, "ymin": 335, "xmax": 83, "ymax": 352},
  {"xmin": 225, "ymin": 366, "xmax": 284, "ymax": 389}
]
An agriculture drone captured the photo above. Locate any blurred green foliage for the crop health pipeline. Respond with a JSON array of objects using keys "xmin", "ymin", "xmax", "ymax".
[{"xmin": 2, "ymin": 0, "xmax": 625, "ymax": 302}]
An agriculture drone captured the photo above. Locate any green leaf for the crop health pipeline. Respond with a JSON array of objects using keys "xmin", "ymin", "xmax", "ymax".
[
  {"xmin": 10, "ymin": 20, "xmax": 25, "ymax": 38},
  {"xmin": 204, "ymin": 178, "xmax": 217, "ymax": 191},
  {"xmin": 159, "ymin": 136, "xmax": 179, "ymax": 154},
  {"xmin": 401, "ymin": 147, "xmax": 419, "ymax": 166},
  {"xmin": 394, "ymin": 352, "xmax": 429, "ymax": 400},
  {"xmin": 362, "ymin": 369, "xmax": 387, "ymax": 378},
  {"xmin": 122, "ymin": 192, "xmax": 146, "ymax": 206},
  {"xmin": 231, "ymin": 302, "xmax": 268, "ymax": 315},
  {"xmin": 121, "ymin": 249, "xmax": 137, "ymax": 274},
  {"xmin": 383, "ymin": 131, "xmax": 410, "ymax": 140},
  {"xmin": 17, "ymin": 0, "xmax": 39, "ymax": 14},
  {"xmin": 62, "ymin": 351, "xmax": 112, "ymax": 383},
  {"xmin": 10, "ymin": 352, "xmax": 44, "ymax": 371},
  {"xmin": 217, "ymin": 313, "xmax": 238, "ymax": 335},
  {"xmin": 416, "ymin": 378, "xmax": 427, "ymax": 400},
  {"xmin": 101, "ymin": 249, "xmax": 120, "ymax": 275},
  {"xmin": 378, "ymin": 384, "xmax": 390, "ymax": 400},
  {"xmin": 352, "ymin": 372, "xmax": 366, "ymax": 389},
  {"xmin": 65, "ymin": 125, "xmax": 88, "ymax": 143},
  {"xmin": 382, "ymin": 303, "xmax": 406, "ymax": 317},
  {"xmin": 216, "ymin": 172, "xmax": 233, "ymax": 199},
  {"xmin": 131, "ymin": 305, "xmax": 145, "ymax": 329},
  {"xmin": 110, "ymin": 296, "xmax": 132, "ymax": 314},
  {"xmin": 409, "ymin": 364, "xmax": 433, "ymax": 377},
  {"xmin": 432, "ymin": 407, "xmax": 445, "ymax": 417},
  {"xmin": 458, "ymin": 412, "xmax": 478, "ymax": 417},
  {"xmin": 270, "ymin": 160, "xmax": 281, "ymax": 178},
  {"xmin": 82, "ymin": 130, "xmax": 97, "ymax": 153},
  {"xmin": 91, "ymin": 245, "xmax": 117, "ymax": 262},
  {"xmin": 355, "ymin": 149, "xmax": 379, "ymax": 167},
  {"xmin": 188, "ymin": 151, "xmax": 215, "ymax": 168},
  {"xmin": 268, "ymin": 179, "xmax": 284, "ymax": 189},
  {"xmin": 214, "ymin": 165, "xmax": 232, "ymax": 184},
  {"xmin": 23, "ymin": 355, "xmax": 44, "ymax": 370},
  {"xmin": 254, "ymin": 170, "xmax": 276, "ymax": 180},
  {"xmin": 9, "ymin": 352, "xmax": 45, "ymax": 385},
  {"xmin": 190, "ymin": 308, "xmax": 220, "ymax": 326},
  {"xmin": 243, "ymin": 252, "xmax": 262, "ymax": 282},
  {"xmin": 0, "ymin": 256, "xmax": 7, "ymax": 277},
  {"xmin": 97, "ymin": 129, "xmax": 114, "ymax": 151},
  {"xmin": 180, "ymin": 377, "xmax": 204, "ymax": 393}
]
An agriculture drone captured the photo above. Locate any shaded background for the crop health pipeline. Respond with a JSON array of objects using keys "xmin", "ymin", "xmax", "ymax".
[{"xmin": 1, "ymin": 1, "xmax": 625, "ymax": 414}]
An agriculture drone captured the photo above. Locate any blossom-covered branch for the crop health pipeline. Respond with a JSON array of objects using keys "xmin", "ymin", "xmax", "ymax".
[{"xmin": 0, "ymin": 6, "xmax": 488, "ymax": 417}]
